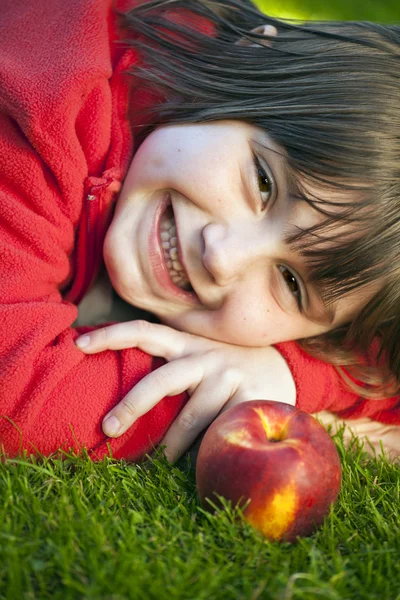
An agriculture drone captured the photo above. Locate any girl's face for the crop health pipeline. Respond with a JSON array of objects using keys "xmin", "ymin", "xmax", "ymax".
[{"xmin": 104, "ymin": 121, "xmax": 372, "ymax": 346}]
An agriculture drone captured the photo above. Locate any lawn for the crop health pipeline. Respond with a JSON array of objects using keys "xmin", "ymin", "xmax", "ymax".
[
  {"xmin": 1, "ymin": 433, "xmax": 399, "ymax": 600},
  {"xmin": 2, "ymin": 2, "xmax": 399, "ymax": 599}
]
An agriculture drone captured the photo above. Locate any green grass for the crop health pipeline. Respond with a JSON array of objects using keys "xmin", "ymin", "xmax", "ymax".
[
  {"xmin": 2, "ymin": 3, "xmax": 399, "ymax": 599},
  {"xmin": 1, "ymin": 430, "xmax": 399, "ymax": 600}
]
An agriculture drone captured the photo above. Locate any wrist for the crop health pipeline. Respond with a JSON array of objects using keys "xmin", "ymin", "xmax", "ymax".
[{"xmin": 266, "ymin": 345, "xmax": 296, "ymax": 406}]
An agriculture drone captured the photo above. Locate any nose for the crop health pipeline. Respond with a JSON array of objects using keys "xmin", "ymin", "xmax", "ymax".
[{"xmin": 201, "ymin": 222, "xmax": 268, "ymax": 286}]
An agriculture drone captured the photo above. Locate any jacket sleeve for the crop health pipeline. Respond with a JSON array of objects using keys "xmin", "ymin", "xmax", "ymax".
[
  {"xmin": 0, "ymin": 115, "xmax": 187, "ymax": 464},
  {"xmin": 0, "ymin": 0, "xmax": 189, "ymax": 462},
  {"xmin": 274, "ymin": 341, "xmax": 400, "ymax": 425}
]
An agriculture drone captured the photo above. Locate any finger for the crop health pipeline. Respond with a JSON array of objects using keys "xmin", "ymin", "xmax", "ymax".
[
  {"xmin": 102, "ymin": 356, "xmax": 206, "ymax": 437},
  {"xmin": 75, "ymin": 319, "xmax": 188, "ymax": 360},
  {"xmin": 159, "ymin": 368, "xmax": 240, "ymax": 463}
]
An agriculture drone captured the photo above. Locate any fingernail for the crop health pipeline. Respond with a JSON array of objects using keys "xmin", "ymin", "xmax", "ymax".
[
  {"xmin": 75, "ymin": 335, "xmax": 90, "ymax": 348},
  {"xmin": 103, "ymin": 416, "xmax": 121, "ymax": 437}
]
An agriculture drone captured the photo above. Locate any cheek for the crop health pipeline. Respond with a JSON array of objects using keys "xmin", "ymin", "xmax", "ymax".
[
  {"xmin": 213, "ymin": 294, "xmax": 289, "ymax": 345},
  {"xmin": 213, "ymin": 314, "xmax": 291, "ymax": 346},
  {"xmin": 167, "ymin": 290, "xmax": 328, "ymax": 346},
  {"xmin": 165, "ymin": 302, "xmax": 293, "ymax": 347}
]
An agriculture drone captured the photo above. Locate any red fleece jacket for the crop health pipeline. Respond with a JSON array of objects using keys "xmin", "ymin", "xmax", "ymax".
[{"xmin": 0, "ymin": 0, "xmax": 398, "ymax": 462}]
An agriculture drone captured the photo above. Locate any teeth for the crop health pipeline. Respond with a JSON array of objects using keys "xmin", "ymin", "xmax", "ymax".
[
  {"xmin": 161, "ymin": 217, "xmax": 173, "ymax": 231},
  {"xmin": 160, "ymin": 206, "xmax": 192, "ymax": 291},
  {"xmin": 172, "ymin": 260, "xmax": 182, "ymax": 272}
]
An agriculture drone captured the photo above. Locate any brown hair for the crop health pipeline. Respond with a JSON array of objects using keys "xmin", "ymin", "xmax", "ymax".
[{"xmin": 120, "ymin": 0, "xmax": 400, "ymax": 399}]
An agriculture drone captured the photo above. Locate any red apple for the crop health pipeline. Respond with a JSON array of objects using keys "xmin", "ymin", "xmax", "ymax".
[{"xmin": 196, "ymin": 400, "xmax": 341, "ymax": 542}]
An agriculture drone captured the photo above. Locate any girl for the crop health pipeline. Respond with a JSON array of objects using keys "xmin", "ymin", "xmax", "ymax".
[{"xmin": 1, "ymin": 0, "xmax": 399, "ymax": 462}]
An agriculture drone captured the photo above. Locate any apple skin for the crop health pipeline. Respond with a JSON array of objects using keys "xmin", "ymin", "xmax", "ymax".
[{"xmin": 196, "ymin": 400, "xmax": 342, "ymax": 542}]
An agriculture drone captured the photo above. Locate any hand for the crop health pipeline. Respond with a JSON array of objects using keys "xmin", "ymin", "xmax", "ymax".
[
  {"xmin": 314, "ymin": 411, "xmax": 400, "ymax": 461},
  {"xmin": 75, "ymin": 320, "xmax": 296, "ymax": 462}
]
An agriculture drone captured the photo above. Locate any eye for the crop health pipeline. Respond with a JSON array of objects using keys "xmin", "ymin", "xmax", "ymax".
[
  {"xmin": 278, "ymin": 265, "xmax": 303, "ymax": 309},
  {"xmin": 253, "ymin": 155, "xmax": 275, "ymax": 211}
]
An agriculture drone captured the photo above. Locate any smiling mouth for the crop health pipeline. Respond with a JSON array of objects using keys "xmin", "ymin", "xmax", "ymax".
[{"xmin": 160, "ymin": 205, "xmax": 194, "ymax": 292}]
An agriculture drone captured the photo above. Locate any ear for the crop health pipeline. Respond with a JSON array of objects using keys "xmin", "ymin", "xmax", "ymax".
[{"xmin": 235, "ymin": 24, "xmax": 278, "ymax": 48}]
